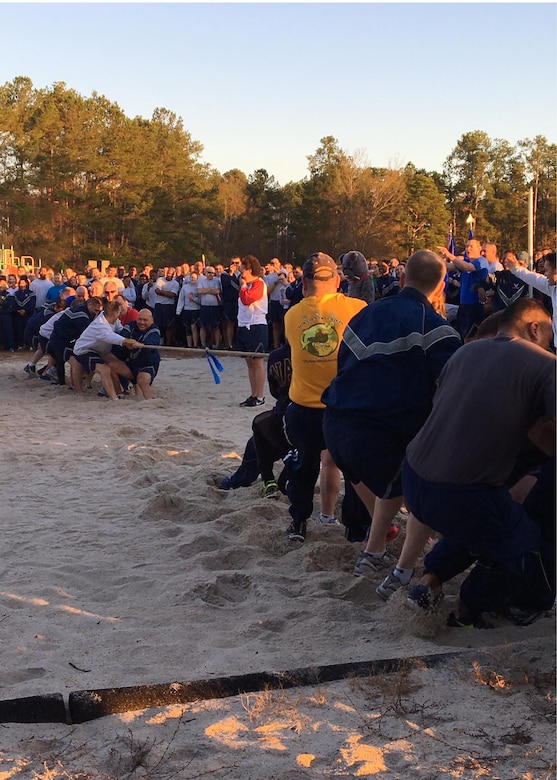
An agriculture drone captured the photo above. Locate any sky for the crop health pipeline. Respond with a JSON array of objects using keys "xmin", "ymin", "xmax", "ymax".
[{"xmin": 1, "ymin": 2, "xmax": 556, "ymax": 185}]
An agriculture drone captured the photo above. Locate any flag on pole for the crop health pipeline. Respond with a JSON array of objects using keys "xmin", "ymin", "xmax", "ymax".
[{"xmin": 447, "ymin": 229, "xmax": 457, "ymax": 257}]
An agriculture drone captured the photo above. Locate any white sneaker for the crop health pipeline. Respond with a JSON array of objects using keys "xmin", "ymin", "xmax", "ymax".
[
  {"xmin": 376, "ymin": 571, "xmax": 412, "ymax": 601},
  {"xmin": 353, "ymin": 550, "xmax": 397, "ymax": 577},
  {"xmin": 316, "ymin": 512, "xmax": 338, "ymax": 524}
]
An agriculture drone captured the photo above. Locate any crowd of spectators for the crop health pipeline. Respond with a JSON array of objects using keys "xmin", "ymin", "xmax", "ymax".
[{"xmin": 2, "ymin": 245, "xmax": 555, "ymax": 630}]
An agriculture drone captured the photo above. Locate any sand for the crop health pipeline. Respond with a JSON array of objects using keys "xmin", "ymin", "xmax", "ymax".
[{"xmin": 0, "ymin": 352, "xmax": 554, "ymax": 779}]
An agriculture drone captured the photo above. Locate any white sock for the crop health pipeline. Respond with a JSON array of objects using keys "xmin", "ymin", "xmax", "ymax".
[
  {"xmin": 393, "ymin": 566, "xmax": 414, "ymax": 585},
  {"xmin": 368, "ymin": 549, "xmax": 386, "ymax": 559}
]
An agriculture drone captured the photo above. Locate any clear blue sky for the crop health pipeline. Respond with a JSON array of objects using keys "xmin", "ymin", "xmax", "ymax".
[{"xmin": 1, "ymin": 2, "xmax": 555, "ymax": 184}]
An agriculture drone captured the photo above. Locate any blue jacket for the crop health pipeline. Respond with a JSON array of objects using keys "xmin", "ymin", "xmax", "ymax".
[{"xmin": 322, "ymin": 287, "xmax": 462, "ymax": 436}]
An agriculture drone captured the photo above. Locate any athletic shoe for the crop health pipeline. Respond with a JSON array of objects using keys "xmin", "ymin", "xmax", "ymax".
[
  {"xmin": 46, "ymin": 366, "xmax": 59, "ymax": 382},
  {"xmin": 219, "ymin": 477, "xmax": 233, "ymax": 490},
  {"xmin": 262, "ymin": 480, "xmax": 279, "ymax": 498},
  {"xmin": 505, "ymin": 605, "xmax": 548, "ymax": 627},
  {"xmin": 287, "ymin": 521, "xmax": 306, "ymax": 542},
  {"xmin": 239, "ymin": 396, "xmax": 256, "ymax": 407},
  {"xmin": 406, "ymin": 583, "xmax": 444, "ymax": 612},
  {"xmin": 23, "ymin": 364, "xmax": 36, "ymax": 375},
  {"xmin": 447, "ymin": 611, "xmax": 492, "ymax": 629},
  {"xmin": 376, "ymin": 570, "xmax": 412, "ymax": 601},
  {"xmin": 353, "ymin": 549, "xmax": 397, "ymax": 577},
  {"xmin": 97, "ymin": 390, "xmax": 108, "ymax": 398},
  {"xmin": 316, "ymin": 512, "xmax": 338, "ymax": 524}
]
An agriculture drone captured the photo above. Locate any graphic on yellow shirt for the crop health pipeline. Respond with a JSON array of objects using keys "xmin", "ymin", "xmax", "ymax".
[{"xmin": 300, "ymin": 322, "xmax": 338, "ymax": 357}]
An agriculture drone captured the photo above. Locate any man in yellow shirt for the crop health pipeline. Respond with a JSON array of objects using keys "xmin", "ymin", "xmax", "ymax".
[{"xmin": 283, "ymin": 253, "xmax": 367, "ymax": 541}]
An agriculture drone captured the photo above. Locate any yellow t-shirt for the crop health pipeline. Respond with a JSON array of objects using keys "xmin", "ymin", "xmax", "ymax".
[{"xmin": 284, "ymin": 293, "xmax": 367, "ymax": 408}]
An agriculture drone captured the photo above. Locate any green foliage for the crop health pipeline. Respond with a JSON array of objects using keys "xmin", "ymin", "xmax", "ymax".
[{"xmin": 0, "ymin": 78, "xmax": 554, "ymax": 267}]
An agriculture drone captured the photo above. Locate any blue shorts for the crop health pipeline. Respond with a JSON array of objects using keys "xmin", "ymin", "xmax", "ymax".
[
  {"xmin": 199, "ymin": 305, "xmax": 220, "ymax": 328},
  {"xmin": 74, "ymin": 351, "xmax": 105, "ymax": 373},
  {"xmin": 236, "ymin": 324, "xmax": 268, "ymax": 355},
  {"xmin": 130, "ymin": 364, "xmax": 158, "ymax": 383},
  {"xmin": 402, "ymin": 460, "xmax": 540, "ymax": 576},
  {"xmin": 323, "ymin": 408, "xmax": 405, "ymax": 499},
  {"xmin": 46, "ymin": 338, "xmax": 73, "ymax": 363}
]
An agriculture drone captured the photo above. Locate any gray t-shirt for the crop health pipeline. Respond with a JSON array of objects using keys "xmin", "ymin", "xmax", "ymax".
[{"xmin": 406, "ymin": 333, "xmax": 555, "ymax": 485}]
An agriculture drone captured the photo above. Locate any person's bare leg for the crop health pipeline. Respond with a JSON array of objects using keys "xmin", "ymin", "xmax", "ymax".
[
  {"xmin": 376, "ymin": 512, "xmax": 437, "ymax": 598},
  {"xmin": 69, "ymin": 356, "xmax": 85, "ymax": 394},
  {"xmin": 319, "ymin": 449, "xmax": 341, "ymax": 517},
  {"xmin": 246, "ymin": 357, "xmax": 265, "ymax": 398},
  {"xmin": 137, "ymin": 372, "xmax": 153, "ymax": 399},
  {"xmin": 272, "ymin": 321, "xmax": 282, "ymax": 349},
  {"xmin": 352, "ymin": 481, "xmax": 402, "ymax": 553},
  {"xmin": 223, "ymin": 320, "xmax": 234, "ymax": 348},
  {"xmin": 96, "ymin": 363, "xmax": 119, "ymax": 400},
  {"xmin": 396, "ymin": 513, "xmax": 433, "ymax": 569},
  {"xmin": 192, "ymin": 322, "xmax": 200, "ymax": 348}
]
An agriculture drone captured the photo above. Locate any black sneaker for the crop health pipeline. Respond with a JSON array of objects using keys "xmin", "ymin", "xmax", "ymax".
[
  {"xmin": 239, "ymin": 396, "xmax": 265, "ymax": 407},
  {"xmin": 287, "ymin": 521, "xmax": 306, "ymax": 542},
  {"xmin": 23, "ymin": 364, "xmax": 36, "ymax": 375}
]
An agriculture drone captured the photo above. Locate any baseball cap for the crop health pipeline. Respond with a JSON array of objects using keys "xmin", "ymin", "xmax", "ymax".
[{"xmin": 302, "ymin": 252, "xmax": 338, "ymax": 281}]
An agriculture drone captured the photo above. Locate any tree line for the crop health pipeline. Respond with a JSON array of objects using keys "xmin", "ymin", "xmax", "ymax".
[{"xmin": 0, "ymin": 77, "xmax": 555, "ymax": 269}]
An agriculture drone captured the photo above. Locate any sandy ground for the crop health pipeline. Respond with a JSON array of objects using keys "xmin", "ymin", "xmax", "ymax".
[{"xmin": 0, "ymin": 352, "xmax": 554, "ymax": 779}]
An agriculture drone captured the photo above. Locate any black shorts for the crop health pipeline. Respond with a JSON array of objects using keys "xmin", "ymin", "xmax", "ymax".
[
  {"xmin": 154, "ymin": 303, "xmax": 176, "ymax": 330},
  {"xmin": 236, "ymin": 324, "xmax": 268, "ymax": 355},
  {"xmin": 199, "ymin": 305, "xmax": 220, "ymax": 328},
  {"xmin": 222, "ymin": 301, "xmax": 238, "ymax": 323},
  {"xmin": 181, "ymin": 309, "xmax": 200, "ymax": 328},
  {"xmin": 268, "ymin": 299, "xmax": 285, "ymax": 325}
]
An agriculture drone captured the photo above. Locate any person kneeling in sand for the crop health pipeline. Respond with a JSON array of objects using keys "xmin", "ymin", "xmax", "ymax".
[
  {"xmin": 392, "ymin": 298, "xmax": 555, "ymax": 627},
  {"xmin": 70, "ymin": 299, "xmax": 142, "ymax": 399},
  {"xmin": 117, "ymin": 309, "xmax": 161, "ymax": 400}
]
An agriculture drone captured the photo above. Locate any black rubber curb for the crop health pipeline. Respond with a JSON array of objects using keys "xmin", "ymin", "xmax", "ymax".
[
  {"xmin": 70, "ymin": 653, "xmax": 466, "ymax": 723},
  {"xmin": 0, "ymin": 693, "xmax": 66, "ymax": 723},
  {"xmin": 0, "ymin": 650, "xmax": 467, "ymax": 725}
]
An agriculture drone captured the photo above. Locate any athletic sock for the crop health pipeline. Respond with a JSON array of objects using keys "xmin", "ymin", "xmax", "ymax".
[
  {"xmin": 393, "ymin": 566, "xmax": 413, "ymax": 585},
  {"xmin": 368, "ymin": 549, "xmax": 386, "ymax": 559}
]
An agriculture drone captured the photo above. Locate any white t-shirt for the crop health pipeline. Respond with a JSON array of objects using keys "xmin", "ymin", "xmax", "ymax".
[
  {"xmin": 30, "ymin": 278, "xmax": 54, "ymax": 309},
  {"xmin": 73, "ymin": 313, "xmax": 125, "ymax": 356}
]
